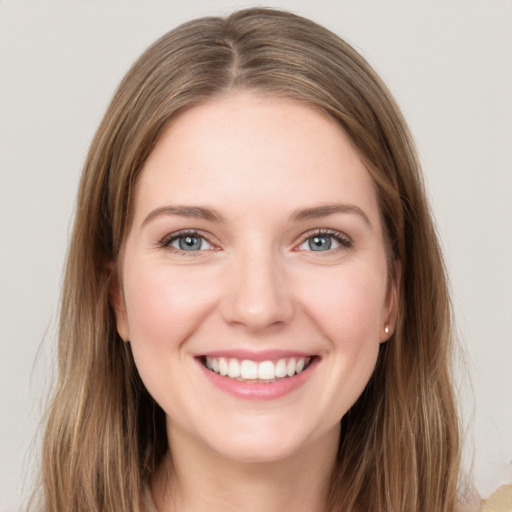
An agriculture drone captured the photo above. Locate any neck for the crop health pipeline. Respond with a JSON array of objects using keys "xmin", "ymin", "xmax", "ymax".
[{"xmin": 151, "ymin": 424, "xmax": 339, "ymax": 512}]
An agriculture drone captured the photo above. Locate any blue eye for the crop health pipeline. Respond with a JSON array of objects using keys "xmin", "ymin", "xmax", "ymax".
[
  {"xmin": 298, "ymin": 231, "xmax": 351, "ymax": 252},
  {"xmin": 166, "ymin": 233, "xmax": 213, "ymax": 252},
  {"xmin": 308, "ymin": 235, "xmax": 333, "ymax": 251}
]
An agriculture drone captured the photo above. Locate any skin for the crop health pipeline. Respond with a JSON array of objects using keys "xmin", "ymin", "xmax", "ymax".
[{"xmin": 113, "ymin": 92, "xmax": 399, "ymax": 512}]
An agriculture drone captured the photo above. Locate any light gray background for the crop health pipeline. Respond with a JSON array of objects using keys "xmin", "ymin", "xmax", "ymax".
[{"xmin": 1, "ymin": 1, "xmax": 511, "ymax": 510}]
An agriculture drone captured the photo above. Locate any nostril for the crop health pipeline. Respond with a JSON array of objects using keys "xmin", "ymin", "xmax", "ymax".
[{"xmin": 219, "ymin": 264, "xmax": 295, "ymax": 330}]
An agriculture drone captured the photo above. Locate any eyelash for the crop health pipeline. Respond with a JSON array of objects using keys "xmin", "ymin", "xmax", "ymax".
[
  {"xmin": 297, "ymin": 229, "xmax": 353, "ymax": 251},
  {"xmin": 158, "ymin": 229, "xmax": 353, "ymax": 254},
  {"xmin": 158, "ymin": 230, "xmax": 216, "ymax": 255}
]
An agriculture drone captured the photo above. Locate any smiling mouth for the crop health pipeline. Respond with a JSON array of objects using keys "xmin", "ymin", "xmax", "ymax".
[{"xmin": 201, "ymin": 356, "xmax": 313, "ymax": 383}]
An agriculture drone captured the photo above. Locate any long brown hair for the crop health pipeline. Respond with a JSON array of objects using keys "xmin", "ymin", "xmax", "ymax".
[{"xmin": 39, "ymin": 8, "xmax": 460, "ymax": 511}]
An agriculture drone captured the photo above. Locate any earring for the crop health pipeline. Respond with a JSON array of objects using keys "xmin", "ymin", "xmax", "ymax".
[{"xmin": 384, "ymin": 324, "xmax": 389, "ymax": 335}]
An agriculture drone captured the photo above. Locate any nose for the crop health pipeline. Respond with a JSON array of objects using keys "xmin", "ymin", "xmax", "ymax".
[{"xmin": 220, "ymin": 248, "xmax": 295, "ymax": 333}]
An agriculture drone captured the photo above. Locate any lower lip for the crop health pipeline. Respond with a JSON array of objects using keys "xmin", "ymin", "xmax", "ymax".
[{"xmin": 198, "ymin": 358, "xmax": 317, "ymax": 401}]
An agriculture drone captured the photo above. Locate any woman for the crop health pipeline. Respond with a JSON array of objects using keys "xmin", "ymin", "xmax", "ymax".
[{"xmin": 39, "ymin": 8, "xmax": 464, "ymax": 512}]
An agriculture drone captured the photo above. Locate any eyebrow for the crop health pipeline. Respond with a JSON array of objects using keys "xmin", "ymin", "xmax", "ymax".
[
  {"xmin": 141, "ymin": 203, "xmax": 371, "ymax": 228},
  {"xmin": 142, "ymin": 205, "xmax": 225, "ymax": 227},
  {"xmin": 289, "ymin": 203, "xmax": 372, "ymax": 228}
]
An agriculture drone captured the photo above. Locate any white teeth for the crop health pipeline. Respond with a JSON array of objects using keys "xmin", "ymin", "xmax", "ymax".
[
  {"xmin": 227, "ymin": 359, "xmax": 240, "ymax": 378},
  {"xmin": 258, "ymin": 360, "xmax": 275, "ymax": 380},
  {"xmin": 218, "ymin": 357, "xmax": 228, "ymax": 376},
  {"xmin": 205, "ymin": 356, "xmax": 311, "ymax": 381},
  {"xmin": 240, "ymin": 360, "xmax": 258, "ymax": 379},
  {"xmin": 275, "ymin": 359, "xmax": 287, "ymax": 378},
  {"xmin": 286, "ymin": 358, "xmax": 296, "ymax": 377}
]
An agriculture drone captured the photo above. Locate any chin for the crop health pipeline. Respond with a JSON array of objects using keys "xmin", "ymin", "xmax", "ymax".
[{"xmin": 189, "ymin": 412, "xmax": 339, "ymax": 465}]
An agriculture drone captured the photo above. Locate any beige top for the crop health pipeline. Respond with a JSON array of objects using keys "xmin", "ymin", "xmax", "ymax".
[
  {"xmin": 141, "ymin": 485, "xmax": 512, "ymax": 512},
  {"xmin": 481, "ymin": 485, "xmax": 512, "ymax": 512}
]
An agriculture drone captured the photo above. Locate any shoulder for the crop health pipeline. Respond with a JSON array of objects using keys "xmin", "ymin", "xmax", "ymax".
[
  {"xmin": 454, "ymin": 485, "xmax": 482, "ymax": 512},
  {"xmin": 142, "ymin": 485, "xmax": 159, "ymax": 512},
  {"xmin": 454, "ymin": 501, "xmax": 481, "ymax": 512}
]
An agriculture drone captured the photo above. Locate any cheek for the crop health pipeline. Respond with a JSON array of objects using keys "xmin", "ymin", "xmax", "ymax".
[
  {"xmin": 298, "ymin": 262, "xmax": 388, "ymax": 345},
  {"xmin": 122, "ymin": 261, "xmax": 218, "ymax": 353},
  {"xmin": 121, "ymin": 261, "xmax": 220, "ymax": 416},
  {"xmin": 298, "ymin": 264, "xmax": 386, "ymax": 414}
]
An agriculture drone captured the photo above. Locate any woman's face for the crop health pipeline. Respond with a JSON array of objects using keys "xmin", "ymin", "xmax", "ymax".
[{"xmin": 114, "ymin": 93, "xmax": 398, "ymax": 463}]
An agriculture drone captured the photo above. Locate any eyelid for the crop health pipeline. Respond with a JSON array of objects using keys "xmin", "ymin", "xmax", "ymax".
[
  {"xmin": 158, "ymin": 229, "xmax": 219, "ymax": 252},
  {"xmin": 295, "ymin": 228, "xmax": 353, "ymax": 251}
]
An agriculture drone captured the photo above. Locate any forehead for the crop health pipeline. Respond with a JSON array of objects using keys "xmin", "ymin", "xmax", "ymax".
[{"xmin": 133, "ymin": 92, "xmax": 380, "ymax": 223}]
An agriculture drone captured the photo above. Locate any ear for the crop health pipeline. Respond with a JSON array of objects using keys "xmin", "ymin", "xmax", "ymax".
[
  {"xmin": 380, "ymin": 260, "xmax": 402, "ymax": 343},
  {"xmin": 109, "ymin": 268, "xmax": 130, "ymax": 342}
]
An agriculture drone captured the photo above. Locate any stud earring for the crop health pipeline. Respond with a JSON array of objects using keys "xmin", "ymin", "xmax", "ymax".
[{"xmin": 384, "ymin": 324, "xmax": 389, "ymax": 335}]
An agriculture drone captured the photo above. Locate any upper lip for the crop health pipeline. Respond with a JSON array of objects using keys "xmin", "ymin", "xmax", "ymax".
[{"xmin": 196, "ymin": 349, "xmax": 316, "ymax": 362}]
